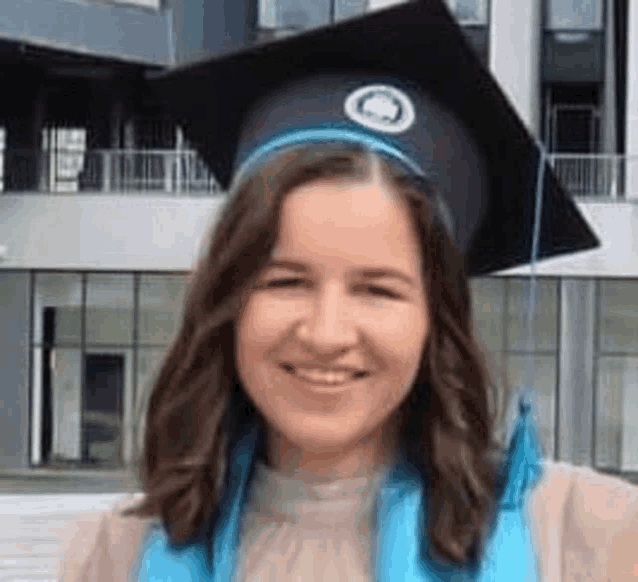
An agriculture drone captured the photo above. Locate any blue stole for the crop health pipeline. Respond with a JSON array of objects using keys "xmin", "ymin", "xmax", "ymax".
[{"xmin": 136, "ymin": 394, "xmax": 544, "ymax": 582}]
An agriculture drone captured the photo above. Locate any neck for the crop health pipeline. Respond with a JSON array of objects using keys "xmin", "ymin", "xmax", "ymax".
[{"xmin": 266, "ymin": 420, "xmax": 399, "ymax": 481}]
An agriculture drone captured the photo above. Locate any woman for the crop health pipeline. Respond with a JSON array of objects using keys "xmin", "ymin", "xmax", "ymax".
[{"xmin": 59, "ymin": 1, "xmax": 637, "ymax": 581}]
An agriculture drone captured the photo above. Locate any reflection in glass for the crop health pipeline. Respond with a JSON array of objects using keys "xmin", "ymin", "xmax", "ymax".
[
  {"xmin": 86, "ymin": 274, "xmax": 134, "ymax": 345},
  {"xmin": 48, "ymin": 348, "xmax": 83, "ymax": 463},
  {"xmin": 367, "ymin": 0, "xmax": 409, "ymax": 10},
  {"xmin": 599, "ymin": 280, "xmax": 638, "ymax": 354},
  {"xmin": 258, "ymin": 0, "xmax": 330, "ymax": 29},
  {"xmin": 596, "ymin": 357, "xmax": 638, "ymax": 471},
  {"xmin": 445, "ymin": 0, "xmax": 488, "ymax": 24},
  {"xmin": 507, "ymin": 279, "xmax": 558, "ymax": 352},
  {"xmin": 34, "ymin": 273, "xmax": 83, "ymax": 346},
  {"xmin": 335, "ymin": 0, "xmax": 366, "ymax": 20},
  {"xmin": 547, "ymin": 0, "xmax": 602, "ymax": 29},
  {"xmin": 470, "ymin": 277, "xmax": 505, "ymax": 353},
  {"xmin": 82, "ymin": 352, "xmax": 127, "ymax": 466},
  {"xmin": 135, "ymin": 347, "xmax": 170, "ymax": 452},
  {"xmin": 138, "ymin": 275, "xmax": 188, "ymax": 345}
]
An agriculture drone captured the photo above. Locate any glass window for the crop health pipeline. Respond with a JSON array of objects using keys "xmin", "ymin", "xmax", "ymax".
[
  {"xmin": 445, "ymin": 0, "xmax": 489, "ymax": 24},
  {"xmin": 599, "ymin": 280, "xmax": 638, "ymax": 354},
  {"xmin": 335, "ymin": 0, "xmax": 367, "ymax": 20},
  {"xmin": 470, "ymin": 277, "xmax": 505, "ymax": 353},
  {"xmin": 258, "ymin": 0, "xmax": 330, "ymax": 29},
  {"xmin": 546, "ymin": 0, "xmax": 603, "ymax": 29},
  {"xmin": 34, "ymin": 273, "xmax": 83, "ymax": 346},
  {"xmin": 138, "ymin": 275, "xmax": 189, "ymax": 345},
  {"xmin": 0, "ymin": 126, "xmax": 5, "ymax": 192},
  {"xmin": 83, "ymin": 348, "xmax": 134, "ymax": 466},
  {"xmin": 86, "ymin": 274, "xmax": 134, "ymax": 346},
  {"xmin": 595, "ymin": 357, "xmax": 636, "ymax": 470},
  {"xmin": 135, "ymin": 347, "xmax": 170, "ymax": 452},
  {"xmin": 49, "ymin": 348, "xmax": 83, "ymax": 462},
  {"xmin": 506, "ymin": 279, "xmax": 559, "ymax": 352},
  {"xmin": 367, "ymin": 0, "xmax": 409, "ymax": 10}
]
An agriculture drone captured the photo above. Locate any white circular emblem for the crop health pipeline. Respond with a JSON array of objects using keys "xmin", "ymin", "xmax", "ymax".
[{"xmin": 344, "ymin": 84, "xmax": 416, "ymax": 134}]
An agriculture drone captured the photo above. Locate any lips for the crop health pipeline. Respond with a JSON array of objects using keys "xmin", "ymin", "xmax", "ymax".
[{"xmin": 279, "ymin": 363, "xmax": 369, "ymax": 386}]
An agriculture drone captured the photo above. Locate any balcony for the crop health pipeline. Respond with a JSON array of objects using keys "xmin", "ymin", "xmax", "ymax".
[
  {"xmin": 548, "ymin": 154, "xmax": 638, "ymax": 200},
  {"xmin": 0, "ymin": 149, "xmax": 223, "ymax": 197},
  {"xmin": 3, "ymin": 150, "xmax": 633, "ymax": 200}
]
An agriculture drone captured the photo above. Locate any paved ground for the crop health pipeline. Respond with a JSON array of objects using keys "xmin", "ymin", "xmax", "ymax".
[{"xmin": 0, "ymin": 471, "xmax": 142, "ymax": 582}]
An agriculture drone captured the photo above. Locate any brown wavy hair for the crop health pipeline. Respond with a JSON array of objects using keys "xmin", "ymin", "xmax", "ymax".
[{"xmin": 123, "ymin": 142, "xmax": 509, "ymax": 568}]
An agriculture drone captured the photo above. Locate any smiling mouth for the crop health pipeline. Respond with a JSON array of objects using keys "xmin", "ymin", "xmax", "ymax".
[{"xmin": 279, "ymin": 364, "xmax": 369, "ymax": 386}]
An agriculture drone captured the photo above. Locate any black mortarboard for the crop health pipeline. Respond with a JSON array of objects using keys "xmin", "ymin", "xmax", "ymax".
[{"xmin": 144, "ymin": 0, "xmax": 600, "ymax": 276}]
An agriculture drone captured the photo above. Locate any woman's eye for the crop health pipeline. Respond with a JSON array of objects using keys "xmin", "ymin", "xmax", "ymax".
[
  {"xmin": 260, "ymin": 280, "xmax": 401, "ymax": 299},
  {"xmin": 264, "ymin": 278, "xmax": 306, "ymax": 288},
  {"xmin": 365, "ymin": 286, "xmax": 401, "ymax": 299}
]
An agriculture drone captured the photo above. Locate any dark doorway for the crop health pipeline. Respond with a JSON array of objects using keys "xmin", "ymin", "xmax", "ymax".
[
  {"xmin": 82, "ymin": 354, "xmax": 124, "ymax": 466},
  {"xmin": 40, "ymin": 307, "xmax": 56, "ymax": 464}
]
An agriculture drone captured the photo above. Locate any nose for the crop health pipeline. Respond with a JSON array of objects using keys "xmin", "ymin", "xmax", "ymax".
[{"xmin": 296, "ymin": 281, "xmax": 359, "ymax": 354}]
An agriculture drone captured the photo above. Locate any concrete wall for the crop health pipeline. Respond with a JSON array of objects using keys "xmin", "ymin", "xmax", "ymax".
[
  {"xmin": 0, "ymin": 195, "xmax": 228, "ymax": 272},
  {"xmin": 489, "ymin": 0, "xmax": 542, "ymax": 138},
  {"xmin": 0, "ymin": 194, "xmax": 624, "ymax": 277},
  {"xmin": 495, "ymin": 202, "xmax": 638, "ymax": 277},
  {"xmin": 625, "ymin": 0, "xmax": 638, "ymax": 199},
  {"xmin": 0, "ymin": 273, "xmax": 30, "ymax": 470}
]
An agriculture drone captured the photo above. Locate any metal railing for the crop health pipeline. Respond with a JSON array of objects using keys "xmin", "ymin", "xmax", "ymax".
[
  {"xmin": 3, "ymin": 149, "xmax": 635, "ymax": 200},
  {"xmin": 0, "ymin": 149, "xmax": 224, "ymax": 196},
  {"xmin": 548, "ymin": 153, "xmax": 638, "ymax": 200}
]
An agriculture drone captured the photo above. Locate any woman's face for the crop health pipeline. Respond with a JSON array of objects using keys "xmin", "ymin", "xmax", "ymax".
[{"xmin": 236, "ymin": 169, "xmax": 430, "ymax": 477}]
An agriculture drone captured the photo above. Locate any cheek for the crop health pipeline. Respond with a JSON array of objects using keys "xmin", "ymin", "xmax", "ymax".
[
  {"xmin": 238, "ymin": 297, "xmax": 301, "ymax": 342},
  {"xmin": 361, "ymin": 306, "xmax": 430, "ymax": 374}
]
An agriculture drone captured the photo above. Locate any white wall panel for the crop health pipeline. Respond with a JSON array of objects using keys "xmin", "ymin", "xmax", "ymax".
[
  {"xmin": 0, "ymin": 195, "xmax": 228, "ymax": 272},
  {"xmin": 489, "ymin": 0, "xmax": 542, "ymax": 138}
]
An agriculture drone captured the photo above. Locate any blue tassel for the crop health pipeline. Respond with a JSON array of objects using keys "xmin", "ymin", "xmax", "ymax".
[{"xmin": 498, "ymin": 391, "xmax": 544, "ymax": 511}]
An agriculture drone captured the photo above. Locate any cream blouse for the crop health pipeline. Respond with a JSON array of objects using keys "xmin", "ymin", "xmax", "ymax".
[{"xmin": 233, "ymin": 461, "xmax": 390, "ymax": 582}]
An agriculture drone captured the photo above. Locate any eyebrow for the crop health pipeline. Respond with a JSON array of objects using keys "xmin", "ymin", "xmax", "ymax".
[{"xmin": 264, "ymin": 259, "xmax": 417, "ymax": 287}]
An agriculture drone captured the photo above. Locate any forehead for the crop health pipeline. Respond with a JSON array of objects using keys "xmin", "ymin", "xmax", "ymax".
[{"xmin": 272, "ymin": 177, "xmax": 423, "ymax": 271}]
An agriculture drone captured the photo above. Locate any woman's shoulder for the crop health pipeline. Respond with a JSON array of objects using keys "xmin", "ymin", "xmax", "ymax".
[
  {"xmin": 526, "ymin": 459, "xmax": 638, "ymax": 581},
  {"xmin": 57, "ymin": 493, "xmax": 155, "ymax": 582},
  {"xmin": 529, "ymin": 459, "xmax": 638, "ymax": 522}
]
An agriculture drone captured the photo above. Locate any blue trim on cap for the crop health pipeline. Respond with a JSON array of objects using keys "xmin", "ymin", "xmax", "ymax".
[
  {"xmin": 233, "ymin": 127, "xmax": 456, "ymax": 239},
  {"xmin": 234, "ymin": 128, "xmax": 426, "ymax": 182}
]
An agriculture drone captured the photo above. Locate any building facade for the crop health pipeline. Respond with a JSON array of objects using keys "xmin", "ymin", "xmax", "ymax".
[{"xmin": 0, "ymin": 0, "xmax": 637, "ymax": 484}]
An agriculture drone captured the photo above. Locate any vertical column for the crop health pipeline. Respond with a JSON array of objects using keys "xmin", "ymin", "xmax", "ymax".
[
  {"xmin": 489, "ymin": 0, "xmax": 542, "ymax": 138},
  {"xmin": 558, "ymin": 279, "xmax": 596, "ymax": 466},
  {"xmin": 110, "ymin": 98, "xmax": 124, "ymax": 192},
  {"xmin": 5, "ymin": 70, "xmax": 47, "ymax": 192},
  {"xmin": 33, "ymin": 85, "xmax": 48, "ymax": 193},
  {"xmin": 0, "ymin": 273, "xmax": 31, "ymax": 468},
  {"xmin": 176, "ymin": 124, "xmax": 184, "ymax": 195},
  {"xmin": 0, "ymin": 125, "xmax": 5, "ymax": 193},
  {"xmin": 625, "ymin": 0, "xmax": 638, "ymax": 198},
  {"xmin": 123, "ymin": 117, "xmax": 136, "ymax": 191},
  {"xmin": 602, "ymin": 0, "xmax": 618, "ymax": 197}
]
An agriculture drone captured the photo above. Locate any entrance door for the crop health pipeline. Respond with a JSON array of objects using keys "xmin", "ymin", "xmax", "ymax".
[{"xmin": 82, "ymin": 354, "xmax": 124, "ymax": 466}]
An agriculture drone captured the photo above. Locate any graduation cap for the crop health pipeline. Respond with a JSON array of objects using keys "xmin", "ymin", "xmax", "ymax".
[{"xmin": 144, "ymin": 0, "xmax": 600, "ymax": 276}]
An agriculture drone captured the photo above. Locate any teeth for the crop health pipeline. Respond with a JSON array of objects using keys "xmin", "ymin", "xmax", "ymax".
[
  {"xmin": 282, "ymin": 366, "xmax": 366, "ymax": 385},
  {"xmin": 295, "ymin": 369, "xmax": 350, "ymax": 384}
]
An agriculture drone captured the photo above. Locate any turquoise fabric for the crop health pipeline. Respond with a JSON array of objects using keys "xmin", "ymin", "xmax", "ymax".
[{"xmin": 137, "ymin": 393, "xmax": 544, "ymax": 582}]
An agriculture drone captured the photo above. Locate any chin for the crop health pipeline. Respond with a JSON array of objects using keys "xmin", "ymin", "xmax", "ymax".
[{"xmin": 280, "ymin": 412, "xmax": 376, "ymax": 450}]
